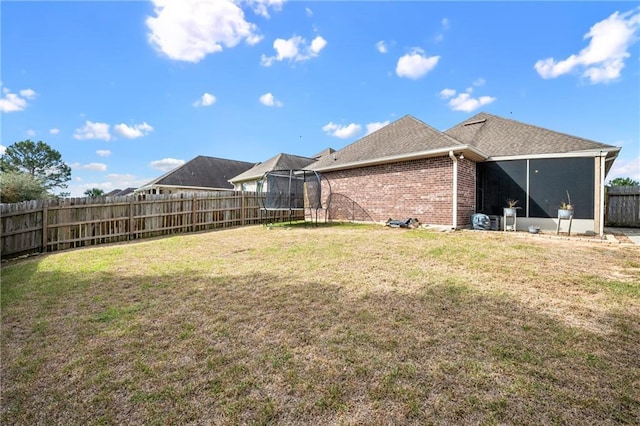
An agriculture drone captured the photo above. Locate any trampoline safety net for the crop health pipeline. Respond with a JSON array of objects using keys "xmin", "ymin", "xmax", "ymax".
[{"xmin": 263, "ymin": 170, "xmax": 321, "ymax": 210}]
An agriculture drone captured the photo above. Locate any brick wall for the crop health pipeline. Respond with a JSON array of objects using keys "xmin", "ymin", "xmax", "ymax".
[
  {"xmin": 457, "ymin": 158, "xmax": 477, "ymax": 226},
  {"xmin": 319, "ymin": 156, "xmax": 476, "ymax": 226}
]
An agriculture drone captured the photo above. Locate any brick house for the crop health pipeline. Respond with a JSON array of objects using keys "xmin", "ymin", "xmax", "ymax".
[{"xmin": 307, "ymin": 113, "xmax": 620, "ymax": 236}]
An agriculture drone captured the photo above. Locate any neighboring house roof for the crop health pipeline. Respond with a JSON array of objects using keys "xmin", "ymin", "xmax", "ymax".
[
  {"xmin": 309, "ymin": 115, "xmax": 476, "ymax": 172},
  {"xmin": 445, "ymin": 112, "xmax": 620, "ymax": 158},
  {"xmin": 230, "ymin": 153, "xmax": 316, "ymax": 183},
  {"xmin": 137, "ymin": 155, "xmax": 254, "ymax": 192},
  {"xmin": 104, "ymin": 188, "xmax": 136, "ymax": 197},
  {"xmin": 116, "ymin": 187, "xmax": 136, "ymax": 196}
]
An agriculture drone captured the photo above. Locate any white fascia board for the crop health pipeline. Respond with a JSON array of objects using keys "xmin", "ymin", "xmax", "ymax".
[
  {"xmin": 229, "ymin": 175, "xmax": 261, "ymax": 184},
  {"xmin": 487, "ymin": 147, "xmax": 620, "ymax": 162},
  {"xmin": 314, "ymin": 145, "xmax": 488, "ymax": 172},
  {"xmin": 137, "ymin": 184, "xmax": 234, "ymax": 192}
]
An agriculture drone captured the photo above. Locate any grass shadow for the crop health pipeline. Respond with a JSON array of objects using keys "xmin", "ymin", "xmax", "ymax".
[{"xmin": 2, "ymin": 259, "xmax": 638, "ymax": 425}]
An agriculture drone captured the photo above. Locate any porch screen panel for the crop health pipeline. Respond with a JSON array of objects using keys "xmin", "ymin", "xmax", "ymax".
[
  {"xmin": 476, "ymin": 160, "xmax": 526, "ymax": 216},
  {"xmin": 528, "ymin": 158, "xmax": 594, "ymax": 219}
]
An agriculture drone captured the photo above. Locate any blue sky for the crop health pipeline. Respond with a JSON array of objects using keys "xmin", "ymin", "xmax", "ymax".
[{"xmin": 1, "ymin": 1, "xmax": 639, "ymax": 197}]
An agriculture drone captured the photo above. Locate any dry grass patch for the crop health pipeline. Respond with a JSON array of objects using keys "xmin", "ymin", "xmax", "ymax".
[{"xmin": 2, "ymin": 224, "xmax": 639, "ymax": 424}]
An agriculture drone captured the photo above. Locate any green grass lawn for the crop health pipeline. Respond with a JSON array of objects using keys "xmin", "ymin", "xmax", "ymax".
[{"xmin": 2, "ymin": 224, "xmax": 639, "ymax": 425}]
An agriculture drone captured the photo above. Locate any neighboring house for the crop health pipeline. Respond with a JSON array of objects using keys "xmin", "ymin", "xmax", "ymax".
[
  {"xmin": 229, "ymin": 153, "xmax": 318, "ymax": 191},
  {"xmin": 308, "ymin": 112, "xmax": 620, "ymax": 236},
  {"xmin": 135, "ymin": 155, "xmax": 254, "ymax": 195}
]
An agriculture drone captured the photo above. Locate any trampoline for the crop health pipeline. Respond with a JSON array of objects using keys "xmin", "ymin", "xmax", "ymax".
[{"xmin": 258, "ymin": 169, "xmax": 326, "ymax": 225}]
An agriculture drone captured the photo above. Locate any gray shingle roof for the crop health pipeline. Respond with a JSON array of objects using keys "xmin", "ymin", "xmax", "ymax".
[
  {"xmin": 104, "ymin": 188, "xmax": 136, "ymax": 197},
  {"xmin": 117, "ymin": 187, "xmax": 136, "ymax": 196},
  {"xmin": 309, "ymin": 115, "xmax": 464, "ymax": 170},
  {"xmin": 141, "ymin": 155, "xmax": 254, "ymax": 190},
  {"xmin": 445, "ymin": 112, "xmax": 618, "ymax": 157},
  {"xmin": 230, "ymin": 153, "xmax": 316, "ymax": 183},
  {"xmin": 311, "ymin": 147, "xmax": 335, "ymax": 160}
]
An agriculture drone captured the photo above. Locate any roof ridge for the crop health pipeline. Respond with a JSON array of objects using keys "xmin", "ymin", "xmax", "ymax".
[{"xmin": 405, "ymin": 115, "xmax": 465, "ymax": 146}]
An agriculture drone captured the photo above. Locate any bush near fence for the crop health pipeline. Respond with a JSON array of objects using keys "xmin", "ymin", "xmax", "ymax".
[{"xmin": 1, "ymin": 191, "xmax": 304, "ymax": 259}]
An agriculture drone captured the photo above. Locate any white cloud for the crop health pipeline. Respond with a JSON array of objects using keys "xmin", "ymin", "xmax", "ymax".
[
  {"xmin": 107, "ymin": 173, "xmax": 137, "ymax": 181},
  {"xmin": 96, "ymin": 150, "xmax": 111, "ymax": 157},
  {"xmin": 150, "ymin": 158, "xmax": 185, "ymax": 172},
  {"xmin": 322, "ymin": 122, "xmax": 362, "ymax": 139},
  {"xmin": 67, "ymin": 173, "xmax": 149, "ymax": 197},
  {"xmin": 74, "ymin": 121, "xmax": 111, "ymax": 141},
  {"xmin": 49, "ymin": 128, "xmax": 60, "ymax": 135},
  {"xmin": 435, "ymin": 18, "xmax": 450, "ymax": 43},
  {"xmin": 534, "ymin": 8, "xmax": 640, "ymax": 84},
  {"xmin": 0, "ymin": 145, "xmax": 6, "ymax": 155},
  {"xmin": 366, "ymin": 121, "xmax": 390, "ymax": 135},
  {"xmin": 440, "ymin": 86, "xmax": 496, "ymax": 112},
  {"xmin": 193, "ymin": 92, "xmax": 216, "ymax": 107},
  {"xmin": 439, "ymin": 88, "xmax": 456, "ymax": 99},
  {"xmin": 146, "ymin": 0, "xmax": 269, "ymax": 63},
  {"xmin": 310, "ymin": 35, "xmax": 327, "ymax": 54},
  {"xmin": 114, "ymin": 122, "xmax": 154, "ymax": 139},
  {"xmin": 250, "ymin": 0, "xmax": 284, "ymax": 18},
  {"xmin": 396, "ymin": 48, "xmax": 440, "ymax": 79},
  {"xmin": 448, "ymin": 93, "xmax": 496, "ymax": 112},
  {"xmin": 0, "ymin": 87, "xmax": 37, "ymax": 113},
  {"xmin": 259, "ymin": 92, "xmax": 282, "ymax": 107},
  {"xmin": 26, "ymin": 130, "xmax": 36, "ymax": 137},
  {"xmin": 71, "ymin": 162, "xmax": 108, "ymax": 172},
  {"xmin": 305, "ymin": 7, "xmax": 313, "ymax": 17},
  {"xmin": 609, "ymin": 156, "xmax": 640, "ymax": 181},
  {"xmin": 19, "ymin": 89, "xmax": 36, "ymax": 98},
  {"xmin": 375, "ymin": 41, "xmax": 388, "ymax": 53},
  {"xmin": 261, "ymin": 35, "xmax": 327, "ymax": 66},
  {"xmin": 472, "ymin": 78, "xmax": 486, "ymax": 87}
]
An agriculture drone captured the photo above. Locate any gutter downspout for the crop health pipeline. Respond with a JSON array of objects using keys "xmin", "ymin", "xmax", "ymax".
[
  {"xmin": 599, "ymin": 153, "xmax": 606, "ymax": 238},
  {"xmin": 449, "ymin": 151, "xmax": 458, "ymax": 229}
]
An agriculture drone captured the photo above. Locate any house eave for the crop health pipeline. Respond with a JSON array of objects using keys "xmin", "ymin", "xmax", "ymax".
[
  {"xmin": 134, "ymin": 184, "xmax": 235, "ymax": 193},
  {"xmin": 486, "ymin": 147, "xmax": 621, "ymax": 162},
  {"xmin": 311, "ymin": 145, "xmax": 488, "ymax": 172}
]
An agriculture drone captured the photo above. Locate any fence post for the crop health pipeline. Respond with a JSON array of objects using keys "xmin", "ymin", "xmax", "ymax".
[
  {"xmin": 192, "ymin": 196, "xmax": 197, "ymax": 232},
  {"xmin": 129, "ymin": 199, "xmax": 134, "ymax": 241},
  {"xmin": 241, "ymin": 192, "xmax": 246, "ymax": 225},
  {"xmin": 41, "ymin": 202, "xmax": 48, "ymax": 253}
]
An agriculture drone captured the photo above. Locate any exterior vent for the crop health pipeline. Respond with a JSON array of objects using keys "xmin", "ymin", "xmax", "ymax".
[{"xmin": 463, "ymin": 119, "xmax": 487, "ymax": 126}]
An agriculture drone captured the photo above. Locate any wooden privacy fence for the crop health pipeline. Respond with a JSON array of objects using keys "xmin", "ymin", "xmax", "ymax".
[
  {"xmin": 1, "ymin": 191, "xmax": 303, "ymax": 259},
  {"xmin": 606, "ymin": 186, "xmax": 640, "ymax": 227}
]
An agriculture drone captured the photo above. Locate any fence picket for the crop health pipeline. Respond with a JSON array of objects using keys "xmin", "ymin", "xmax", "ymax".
[
  {"xmin": 1, "ymin": 191, "xmax": 303, "ymax": 259},
  {"xmin": 606, "ymin": 186, "xmax": 640, "ymax": 227}
]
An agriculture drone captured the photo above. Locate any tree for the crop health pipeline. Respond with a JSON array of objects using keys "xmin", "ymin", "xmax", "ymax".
[
  {"xmin": 0, "ymin": 140, "xmax": 71, "ymax": 192},
  {"xmin": 608, "ymin": 177, "xmax": 639, "ymax": 187},
  {"xmin": 0, "ymin": 171, "xmax": 49, "ymax": 203},
  {"xmin": 84, "ymin": 188, "xmax": 105, "ymax": 198}
]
